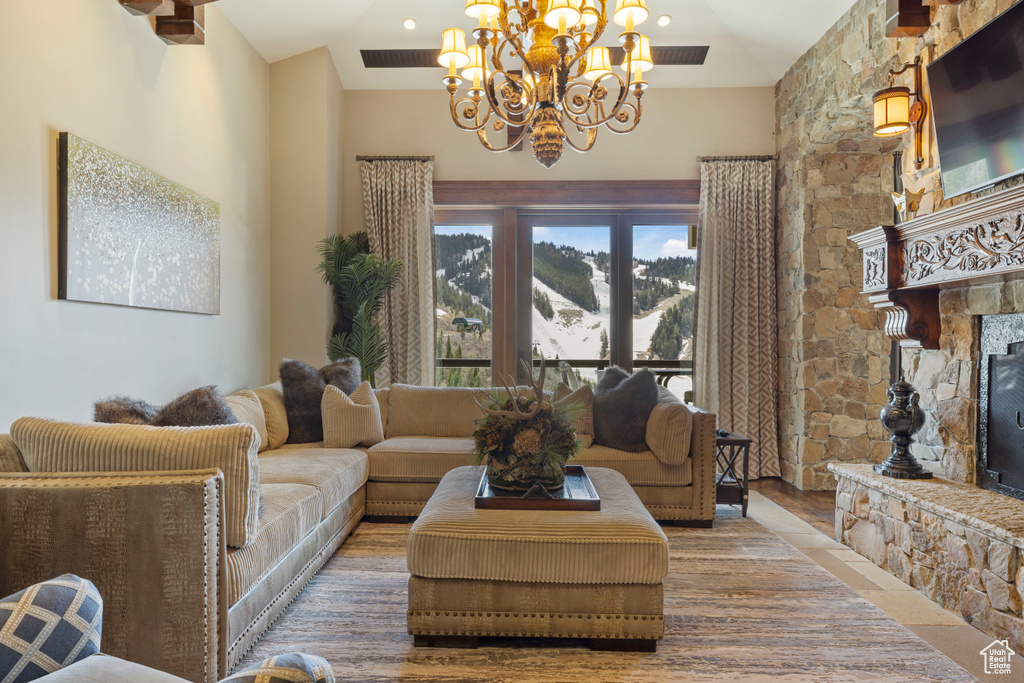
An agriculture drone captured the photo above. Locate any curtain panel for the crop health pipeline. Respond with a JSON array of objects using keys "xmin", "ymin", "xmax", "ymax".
[
  {"xmin": 694, "ymin": 159, "xmax": 780, "ymax": 478},
  {"xmin": 360, "ymin": 159, "xmax": 435, "ymax": 387}
]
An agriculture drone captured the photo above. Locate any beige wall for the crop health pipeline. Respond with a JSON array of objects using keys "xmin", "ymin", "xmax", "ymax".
[
  {"xmin": 268, "ymin": 48, "xmax": 345, "ymax": 373},
  {"xmin": 341, "ymin": 87, "xmax": 776, "ymax": 232},
  {"xmin": 0, "ymin": 4, "xmax": 270, "ymax": 431}
]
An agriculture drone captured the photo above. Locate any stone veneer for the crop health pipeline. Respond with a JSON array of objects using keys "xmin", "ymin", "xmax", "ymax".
[
  {"xmin": 832, "ymin": 464, "xmax": 1024, "ymax": 650},
  {"xmin": 903, "ymin": 282, "xmax": 1024, "ymax": 484},
  {"xmin": 776, "ymin": 0, "xmax": 1024, "ymax": 489}
]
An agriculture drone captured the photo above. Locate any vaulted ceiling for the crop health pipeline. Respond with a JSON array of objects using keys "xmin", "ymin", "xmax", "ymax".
[{"xmin": 217, "ymin": 0, "xmax": 859, "ymax": 90}]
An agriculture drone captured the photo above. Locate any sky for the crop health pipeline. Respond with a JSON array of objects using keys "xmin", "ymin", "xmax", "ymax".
[{"xmin": 435, "ymin": 225, "xmax": 696, "ymax": 261}]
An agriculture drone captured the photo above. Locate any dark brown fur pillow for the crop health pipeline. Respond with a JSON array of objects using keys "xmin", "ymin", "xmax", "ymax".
[
  {"xmin": 94, "ymin": 396, "xmax": 159, "ymax": 424},
  {"xmin": 150, "ymin": 386, "xmax": 238, "ymax": 427},
  {"xmin": 280, "ymin": 357, "xmax": 362, "ymax": 444},
  {"xmin": 593, "ymin": 367, "xmax": 660, "ymax": 452},
  {"xmin": 321, "ymin": 357, "xmax": 361, "ymax": 395}
]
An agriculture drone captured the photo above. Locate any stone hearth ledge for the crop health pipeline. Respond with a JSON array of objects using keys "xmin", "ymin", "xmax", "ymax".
[
  {"xmin": 829, "ymin": 464, "xmax": 1024, "ymax": 549},
  {"xmin": 830, "ymin": 463, "xmax": 1024, "ymax": 650}
]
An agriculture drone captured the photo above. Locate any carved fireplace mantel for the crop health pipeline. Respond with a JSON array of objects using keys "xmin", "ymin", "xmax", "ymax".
[{"xmin": 850, "ymin": 183, "xmax": 1024, "ymax": 349}]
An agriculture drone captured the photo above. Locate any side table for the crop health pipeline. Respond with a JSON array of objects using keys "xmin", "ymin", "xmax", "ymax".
[{"xmin": 715, "ymin": 432, "xmax": 751, "ymax": 517}]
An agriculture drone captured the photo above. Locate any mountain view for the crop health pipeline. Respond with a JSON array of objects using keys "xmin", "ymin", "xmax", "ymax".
[{"xmin": 434, "ymin": 225, "xmax": 696, "ymax": 390}]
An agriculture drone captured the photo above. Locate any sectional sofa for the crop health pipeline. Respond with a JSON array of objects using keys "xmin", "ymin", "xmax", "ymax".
[{"xmin": 0, "ymin": 381, "xmax": 715, "ymax": 682}]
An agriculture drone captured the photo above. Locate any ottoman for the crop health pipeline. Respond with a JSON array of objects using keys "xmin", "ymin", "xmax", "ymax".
[{"xmin": 406, "ymin": 466, "xmax": 669, "ymax": 651}]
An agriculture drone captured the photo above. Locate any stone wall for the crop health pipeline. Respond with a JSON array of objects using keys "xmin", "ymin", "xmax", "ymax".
[
  {"xmin": 776, "ymin": 0, "xmax": 1024, "ymax": 489},
  {"xmin": 834, "ymin": 465, "xmax": 1024, "ymax": 651}
]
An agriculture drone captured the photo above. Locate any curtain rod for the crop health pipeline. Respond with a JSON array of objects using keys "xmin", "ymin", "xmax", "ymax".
[
  {"xmin": 696, "ymin": 155, "xmax": 777, "ymax": 162},
  {"xmin": 357, "ymin": 155, "xmax": 435, "ymax": 162}
]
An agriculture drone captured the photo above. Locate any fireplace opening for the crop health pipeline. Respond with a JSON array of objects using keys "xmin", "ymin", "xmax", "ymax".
[{"xmin": 980, "ymin": 314, "xmax": 1024, "ymax": 501}]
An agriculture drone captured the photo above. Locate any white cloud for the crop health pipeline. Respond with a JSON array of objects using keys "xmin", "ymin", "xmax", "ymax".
[
  {"xmin": 659, "ymin": 238, "xmax": 695, "ymax": 258},
  {"xmin": 534, "ymin": 226, "xmax": 550, "ymax": 236}
]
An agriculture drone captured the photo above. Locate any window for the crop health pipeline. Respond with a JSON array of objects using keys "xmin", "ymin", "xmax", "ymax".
[
  {"xmin": 632, "ymin": 224, "xmax": 697, "ymax": 398},
  {"xmin": 434, "ymin": 222, "xmax": 493, "ymax": 388},
  {"xmin": 529, "ymin": 221, "xmax": 612, "ymax": 390},
  {"xmin": 432, "ymin": 182, "xmax": 698, "ymax": 397}
]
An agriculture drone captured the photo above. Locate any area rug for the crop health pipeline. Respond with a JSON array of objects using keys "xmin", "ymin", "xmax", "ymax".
[{"xmin": 236, "ymin": 509, "xmax": 976, "ymax": 682}]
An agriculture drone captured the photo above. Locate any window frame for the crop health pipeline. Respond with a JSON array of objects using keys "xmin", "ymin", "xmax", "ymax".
[{"xmin": 434, "ymin": 181, "xmax": 699, "ymax": 386}]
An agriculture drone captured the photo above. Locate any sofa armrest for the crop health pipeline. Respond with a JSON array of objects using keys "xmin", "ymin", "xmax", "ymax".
[
  {"xmin": 0, "ymin": 470, "xmax": 228, "ymax": 683},
  {"xmin": 0, "ymin": 434, "xmax": 26, "ymax": 472},
  {"xmin": 686, "ymin": 406, "xmax": 717, "ymax": 523}
]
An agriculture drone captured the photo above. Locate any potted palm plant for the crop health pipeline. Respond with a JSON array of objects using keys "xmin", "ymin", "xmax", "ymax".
[{"xmin": 317, "ymin": 232, "xmax": 402, "ymax": 386}]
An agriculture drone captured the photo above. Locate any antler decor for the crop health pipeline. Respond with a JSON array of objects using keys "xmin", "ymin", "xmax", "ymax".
[
  {"xmin": 472, "ymin": 353, "xmax": 582, "ymax": 494},
  {"xmin": 474, "ymin": 354, "xmax": 547, "ymax": 420}
]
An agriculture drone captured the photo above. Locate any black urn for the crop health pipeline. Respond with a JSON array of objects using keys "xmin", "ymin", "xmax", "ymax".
[{"xmin": 875, "ymin": 379, "xmax": 933, "ymax": 479}]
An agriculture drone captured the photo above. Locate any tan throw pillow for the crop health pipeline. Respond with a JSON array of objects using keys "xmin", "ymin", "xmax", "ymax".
[
  {"xmin": 645, "ymin": 390, "xmax": 693, "ymax": 466},
  {"xmin": 322, "ymin": 382, "xmax": 384, "ymax": 448},
  {"xmin": 225, "ymin": 390, "xmax": 269, "ymax": 452},
  {"xmin": 252, "ymin": 383, "xmax": 289, "ymax": 450},
  {"xmin": 553, "ymin": 383, "xmax": 595, "ymax": 449}
]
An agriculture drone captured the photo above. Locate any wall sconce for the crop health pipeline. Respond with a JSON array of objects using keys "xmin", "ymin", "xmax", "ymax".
[{"xmin": 873, "ymin": 57, "xmax": 927, "ymax": 169}]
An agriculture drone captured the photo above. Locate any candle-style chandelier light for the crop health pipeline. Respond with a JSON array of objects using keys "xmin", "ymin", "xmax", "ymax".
[{"xmin": 438, "ymin": 0, "xmax": 653, "ymax": 168}]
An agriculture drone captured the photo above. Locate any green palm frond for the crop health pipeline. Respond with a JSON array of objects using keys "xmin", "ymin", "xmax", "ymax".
[
  {"xmin": 319, "ymin": 231, "xmax": 401, "ymax": 386},
  {"xmin": 327, "ymin": 303, "xmax": 388, "ymax": 385}
]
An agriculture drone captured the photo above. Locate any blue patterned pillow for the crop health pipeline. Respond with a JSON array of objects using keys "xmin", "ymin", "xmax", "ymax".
[
  {"xmin": 0, "ymin": 574, "xmax": 102, "ymax": 682},
  {"xmin": 221, "ymin": 653, "xmax": 334, "ymax": 683}
]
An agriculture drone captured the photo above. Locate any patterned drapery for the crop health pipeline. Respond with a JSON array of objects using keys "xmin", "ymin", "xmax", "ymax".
[
  {"xmin": 360, "ymin": 159, "xmax": 435, "ymax": 387},
  {"xmin": 694, "ymin": 159, "xmax": 780, "ymax": 478}
]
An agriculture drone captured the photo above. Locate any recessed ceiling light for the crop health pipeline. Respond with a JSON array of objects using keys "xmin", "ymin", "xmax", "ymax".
[
  {"xmin": 403, "ymin": 18, "xmax": 417, "ymax": 30},
  {"xmin": 657, "ymin": 14, "xmax": 672, "ymax": 27}
]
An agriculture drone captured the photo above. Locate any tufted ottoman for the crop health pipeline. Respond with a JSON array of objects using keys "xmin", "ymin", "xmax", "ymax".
[{"xmin": 406, "ymin": 466, "xmax": 669, "ymax": 651}]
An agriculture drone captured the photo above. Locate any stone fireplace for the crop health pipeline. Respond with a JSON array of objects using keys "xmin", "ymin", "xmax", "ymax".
[
  {"xmin": 979, "ymin": 314, "xmax": 1024, "ymax": 501},
  {"xmin": 834, "ymin": 183, "xmax": 1024, "ymax": 650}
]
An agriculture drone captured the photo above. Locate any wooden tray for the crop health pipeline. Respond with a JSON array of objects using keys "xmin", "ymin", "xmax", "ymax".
[{"xmin": 475, "ymin": 465, "xmax": 601, "ymax": 511}]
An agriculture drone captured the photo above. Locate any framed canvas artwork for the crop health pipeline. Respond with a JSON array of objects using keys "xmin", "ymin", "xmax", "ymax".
[{"xmin": 58, "ymin": 132, "xmax": 220, "ymax": 314}]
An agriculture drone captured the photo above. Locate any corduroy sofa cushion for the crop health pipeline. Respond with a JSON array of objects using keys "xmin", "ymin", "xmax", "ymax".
[
  {"xmin": 367, "ymin": 437, "xmax": 476, "ymax": 483},
  {"xmin": 574, "ymin": 445, "xmax": 692, "ymax": 487},
  {"xmin": 321, "ymin": 383, "xmax": 383, "ymax": 448},
  {"xmin": 252, "ymin": 383, "xmax": 289, "ymax": 450},
  {"xmin": 386, "ymin": 385, "xmax": 487, "ymax": 438},
  {"xmin": 407, "ymin": 466, "xmax": 669, "ymax": 585},
  {"xmin": 225, "ymin": 390, "xmax": 269, "ymax": 453},
  {"xmin": 225, "ymin": 483, "xmax": 322, "ymax": 606},
  {"xmin": 258, "ymin": 448, "xmax": 368, "ymax": 521},
  {"xmin": 11, "ymin": 417, "xmax": 260, "ymax": 549},
  {"xmin": 645, "ymin": 389, "xmax": 693, "ymax": 466},
  {"xmin": 553, "ymin": 383, "xmax": 595, "ymax": 448}
]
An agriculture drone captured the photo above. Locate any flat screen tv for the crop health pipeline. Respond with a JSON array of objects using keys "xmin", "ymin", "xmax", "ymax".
[{"xmin": 928, "ymin": 1, "xmax": 1024, "ymax": 198}]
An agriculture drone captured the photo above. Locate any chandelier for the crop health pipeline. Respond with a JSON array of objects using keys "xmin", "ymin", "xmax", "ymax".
[{"xmin": 438, "ymin": 0, "xmax": 653, "ymax": 168}]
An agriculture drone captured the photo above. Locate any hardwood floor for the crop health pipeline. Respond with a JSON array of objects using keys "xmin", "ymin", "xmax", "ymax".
[{"xmin": 749, "ymin": 478, "xmax": 836, "ymax": 537}]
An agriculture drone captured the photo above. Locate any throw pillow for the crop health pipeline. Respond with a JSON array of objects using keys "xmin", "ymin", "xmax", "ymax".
[
  {"xmin": 321, "ymin": 357, "xmax": 361, "ymax": 396},
  {"xmin": 220, "ymin": 652, "xmax": 335, "ymax": 683},
  {"xmin": 0, "ymin": 574, "xmax": 102, "ymax": 682},
  {"xmin": 322, "ymin": 383, "xmax": 384, "ymax": 448},
  {"xmin": 93, "ymin": 396, "xmax": 159, "ymax": 424},
  {"xmin": 224, "ymin": 390, "xmax": 269, "ymax": 452},
  {"xmin": 593, "ymin": 366, "xmax": 660, "ymax": 452},
  {"xmin": 253, "ymin": 383, "xmax": 289, "ymax": 450},
  {"xmin": 280, "ymin": 358, "xmax": 362, "ymax": 444},
  {"xmin": 553, "ymin": 383, "xmax": 595, "ymax": 449},
  {"xmin": 150, "ymin": 386, "xmax": 238, "ymax": 428},
  {"xmin": 645, "ymin": 388, "xmax": 693, "ymax": 465}
]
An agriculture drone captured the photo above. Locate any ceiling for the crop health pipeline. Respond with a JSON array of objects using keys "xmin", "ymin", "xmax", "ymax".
[{"xmin": 217, "ymin": 0, "xmax": 859, "ymax": 90}]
